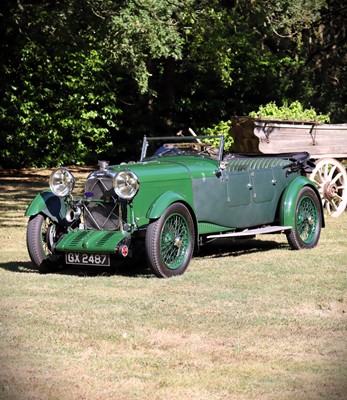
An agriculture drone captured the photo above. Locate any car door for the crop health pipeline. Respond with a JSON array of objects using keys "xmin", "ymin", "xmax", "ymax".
[
  {"xmin": 192, "ymin": 161, "xmax": 278, "ymax": 229},
  {"xmin": 226, "ymin": 166, "xmax": 277, "ymax": 227}
]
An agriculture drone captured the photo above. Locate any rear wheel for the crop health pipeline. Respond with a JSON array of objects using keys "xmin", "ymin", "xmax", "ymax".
[
  {"xmin": 286, "ymin": 187, "xmax": 322, "ymax": 250},
  {"xmin": 27, "ymin": 214, "xmax": 64, "ymax": 273},
  {"xmin": 145, "ymin": 203, "xmax": 195, "ymax": 278}
]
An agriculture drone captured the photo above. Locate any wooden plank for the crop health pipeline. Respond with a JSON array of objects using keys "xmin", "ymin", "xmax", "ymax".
[
  {"xmin": 231, "ymin": 117, "xmax": 347, "ymax": 158},
  {"xmin": 256, "ymin": 125, "xmax": 347, "ymax": 156}
]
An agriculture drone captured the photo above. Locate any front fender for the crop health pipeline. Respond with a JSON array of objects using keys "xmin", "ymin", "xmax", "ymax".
[
  {"xmin": 279, "ymin": 176, "xmax": 325, "ymax": 227},
  {"xmin": 25, "ymin": 190, "xmax": 67, "ymax": 225},
  {"xmin": 146, "ymin": 191, "xmax": 190, "ymax": 220}
]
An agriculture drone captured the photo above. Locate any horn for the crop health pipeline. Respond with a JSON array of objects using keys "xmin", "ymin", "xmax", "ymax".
[{"xmin": 66, "ymin": 207, "xmax": 81, "ymax": 223}]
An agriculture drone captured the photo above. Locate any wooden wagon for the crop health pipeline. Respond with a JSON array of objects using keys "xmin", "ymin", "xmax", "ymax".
[{"xmin": 230, "ymin": 117, "xmax": 347, "ymax": 217}]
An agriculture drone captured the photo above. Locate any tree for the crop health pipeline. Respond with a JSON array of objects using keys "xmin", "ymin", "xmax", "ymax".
[{"xmin": 0, "ymin": 0, "xmax": 346, "ymax": 168}]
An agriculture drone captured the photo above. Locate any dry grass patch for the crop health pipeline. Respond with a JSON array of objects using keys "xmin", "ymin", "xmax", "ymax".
[{"xmin": 0, "ymin": 168, "xmax": 346, "ymax": 399}]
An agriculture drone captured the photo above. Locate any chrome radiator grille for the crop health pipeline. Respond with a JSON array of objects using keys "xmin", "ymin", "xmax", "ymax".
[{"xmin": 84, "ymin": 176, "xmax": 121, "ymax": 230}]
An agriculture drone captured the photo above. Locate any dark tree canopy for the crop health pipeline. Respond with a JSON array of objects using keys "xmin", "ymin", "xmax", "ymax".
[{"xmin": 0, "ymin": 0, "xmax": 346, "ymax": 168}]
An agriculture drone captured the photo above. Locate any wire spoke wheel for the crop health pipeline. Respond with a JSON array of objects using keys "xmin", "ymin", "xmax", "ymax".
[
  {"xmin": 310, "ymin": 158, "xmax": 347, "ymax": 217},
  {"xmin": 296, "ymin": 196, "xmax": 318, "ymax": 244},
  {"xmin": 146, "ymin": 203, "xmax": 195, "ymax": 278},
  {"xmin": 286, "ymin": 187, "xmax": 322, "ymax": 250},
  {"xmin": 160, "ymin": 213, "xmax": 190, "ymax": 270}
]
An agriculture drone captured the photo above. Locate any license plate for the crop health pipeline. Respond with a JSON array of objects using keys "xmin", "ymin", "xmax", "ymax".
[{"xmin": 65, "ymin": 253, "xmax": 110, "ymax": 267}]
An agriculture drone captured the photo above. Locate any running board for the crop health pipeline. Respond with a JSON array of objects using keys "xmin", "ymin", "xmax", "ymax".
[{"xmin": 206, "ymin": 225, "xmax": 292, "ymax": 239}]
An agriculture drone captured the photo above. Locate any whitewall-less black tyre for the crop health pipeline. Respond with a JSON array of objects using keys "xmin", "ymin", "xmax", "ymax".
[
  {"xmin": 26, "ymin": 214, "xmax": 63, "ymax": 273},
  {"xmin": 286, "ymin": 187, "xmax": 322, "ymax": 250}
]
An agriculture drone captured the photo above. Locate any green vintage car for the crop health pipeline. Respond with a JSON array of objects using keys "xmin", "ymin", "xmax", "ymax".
[{"xmin": 25, "ymin": 135, "xmax": 324, "ymax": 278}]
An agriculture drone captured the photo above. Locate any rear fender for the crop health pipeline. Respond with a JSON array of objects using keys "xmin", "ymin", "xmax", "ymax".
[
  {"xmin": 279, "ymin": 176, "xmax": 325, "ymax": 228},
  {"xmin": 25, "ymin": 190, "xmax": 67, "ymax": 225}
]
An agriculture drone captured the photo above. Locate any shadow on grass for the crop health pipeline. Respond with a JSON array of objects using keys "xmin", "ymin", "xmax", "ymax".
[
  {"xmin": 0, "ymin": 259, "xmax": 153, "ymax": 278},
  {"xmin": 58, "ymin": 261, "xmax": 154, "ymax": 278},
  {"xmin": 1, "ymin": 261, "xmax": 39, "ymax": 273},
  {"xmin": 1, "ymin": 238, "xmax": 288, "ymax": 278},
  {"xmin": 196, "ymin": 237, "xmax": 289, "ymax": 259}
]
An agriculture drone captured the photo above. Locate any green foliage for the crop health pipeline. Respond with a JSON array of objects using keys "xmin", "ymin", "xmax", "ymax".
[
  {"xmin": 106, "ymin": 0, "xmax": 185, "ymax": 93},
  {"xmin": 249, "ymin": 101, "xmax": 330, "ymax": 123},
  {"xmin": 0, "ymin": 0, "xmax": 346, "ymax": 168},
  {"xmin": 265, "ymin": 0, "xmax": 327, "ymax": 40},
  {"xmin": 184, "ymin": 4, "xmax": 236, "ymax": 87},
  {"xmin": 0, "ymin": 41, "xmax": 121, "ymax": 168},
  {"xmin": 202, "ymin": 120, "xmax": 233, "ymax": 152}
]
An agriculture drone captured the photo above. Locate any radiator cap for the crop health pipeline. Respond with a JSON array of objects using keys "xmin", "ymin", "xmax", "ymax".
[{"xmin": 98, "ymin": 160, "xmax": 109, "ymax": 171}]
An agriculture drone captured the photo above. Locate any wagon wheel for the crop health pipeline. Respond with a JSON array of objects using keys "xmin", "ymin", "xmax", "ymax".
[{"xmin": 309, "ymin": 158, "xmax": 347, "ymax": 217}]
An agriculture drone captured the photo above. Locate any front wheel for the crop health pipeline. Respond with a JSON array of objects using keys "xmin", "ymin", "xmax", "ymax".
[
  {"xmin": 286, "ymin": 186, "xmax": 322, "ymax": 250},
  {"xmin": 27, "ymin": 214, "xmax": 64, "ymax": 273},
  {"xmin": 145, "ymin": 203, "xmax": 195, "ymax": 278}
]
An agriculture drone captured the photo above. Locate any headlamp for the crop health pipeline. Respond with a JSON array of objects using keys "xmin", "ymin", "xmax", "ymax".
[
  {"xmin": 49, "ymin": 168, "xmax": 75, "ymax": 197},
  {"xmin": 113, "ymin": 170, "xmax": 139, "ymax": 200}
]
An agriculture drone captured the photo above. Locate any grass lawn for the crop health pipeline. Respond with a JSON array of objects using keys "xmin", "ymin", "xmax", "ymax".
[{"xmin": 0, "ymin": 168, "xmax": 346, "ymax": 399}]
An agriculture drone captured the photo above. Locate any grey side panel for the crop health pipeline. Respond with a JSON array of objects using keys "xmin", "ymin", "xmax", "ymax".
[{"xmin": 192, "ymin": 175, "xmax": 230, "ymax": 227}]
